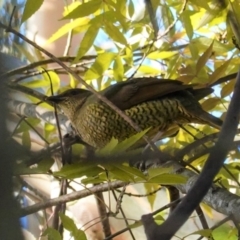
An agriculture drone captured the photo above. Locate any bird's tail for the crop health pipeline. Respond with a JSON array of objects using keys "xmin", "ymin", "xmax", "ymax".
[{"xmin": 199, "ymin": 111, "xmax": 223, "ymax": 130}]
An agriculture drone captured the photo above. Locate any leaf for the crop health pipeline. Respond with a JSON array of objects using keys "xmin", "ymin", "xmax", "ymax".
[
  {"xmin": 21, "ymin": 0, "xmax": 44, "ymax": 24},
  {"xmin": 209, "ymin": 59, "xmax": 232, "ymax": 85},
  {"xmin": 96, "ymin": 138, "xmax": 119, "ymax": 156},
  {"xmin": 84, "ymin": 52, "xmax": 117, "ymax": 80},
  {"xmin": 74, "ymin": 23, "xmax": 100, "ymax": 63},
  {"xmin": 181, "ymin": 10, "xmax": 193, "ymax": 40},
  {"xmin": 221, "ymin": 79, "xmax": 236, "ymax": 98},
  {"xmin": 201, "ymin": 97, "xmax": 220, "ymax": 111},
  {"xmin": 73, "ymin": 230, "xmax": 87, "ymax": 240},
  {"xmin": 105, "ymin": 165, "xmax": 136, "ymax": 181},
  {"xmin": 138, "ymin": 65, "xmax": 163, "ymax": 75},
  {"xmin": 147, "ymin": 51, "xmax": 177, "ymax": 60},
  {"xmin": 59, "ymin": 213, "xmax": 77, "ymax": 233},
  {"xmin": 69, "ymin": 74, "xmax": 79, "ymax": 89},
  {"xmin": 212, "ymin": 224, "xmax": 237, "ymax": 240},
  {"xmin": 111, "ymin": 128, "xmax": 151, "ymax": 154},
  {"xmin": 54, "ymin": 163, "xmax": 102, "ymax": 179},
  {"xmin": 113, "ymin": 55, "xmax": 124, "ymax": 81},
  {"xmin": 147, "ymin": 173, "xmax": 186, "ymax": 185},
  {"xmin": 14, "ymin": 158, "xmax": 54, "ymax": 175},
  {"xmin": 42, "ymin": 228, "xmax": 61, "ymax": 240},
  {"xmin": 144, "ymin": 183, "xmax": 159, "ymax": 210},
  {"xmin": 196, "ymin": 41, "xmax": 214, "ymax": 74},
  {"xmin": 104, "ymin": 22, "xmax": 127, "ymax": 45},
  {"xmin": 186, "ymin": 229, "xmax": 212, "ymax": 238},
  {"xmin": 124, "ymin": 46, "xmax": 133, "ymax": 66},
  {"xmin": 62, "ymin": 0, "xmax": 102, "ymax": 19},
  {"xmin": 43, "ymin": 71, "xmax": 60, "ymax": 94},
  {"xmin": 22, "ymin": 131, "xmax": 31, "ymax": 149},
  {"xmin": 128, "ymin": 0, "xmax": 135, "ymax": 17},
  {"xmin": 48, "ymin": 18, "xmax": 90, "ymax": 43},
  {"xmin": 113, "ymin": 164, "xmax": 146, "ymax": 179},
  {"xmin": 22, "ymin": 79, "xmax": 49, "ymax": 89}
]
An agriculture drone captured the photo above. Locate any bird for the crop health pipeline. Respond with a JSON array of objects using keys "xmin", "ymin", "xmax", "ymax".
[{"xmin": 46, "ymin": 78, "xmax": 222, "ymax": 148}]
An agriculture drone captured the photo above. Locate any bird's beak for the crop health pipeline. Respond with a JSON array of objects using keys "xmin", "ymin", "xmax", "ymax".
[{"xmin": 45, "ymin": 95, "xmax": 65, "ymax": 103}]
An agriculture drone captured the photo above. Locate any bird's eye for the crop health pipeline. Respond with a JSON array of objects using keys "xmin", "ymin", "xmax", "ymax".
[{"xmin": 71, "ymin": 90, "xmax": 80, "ymax": 95}]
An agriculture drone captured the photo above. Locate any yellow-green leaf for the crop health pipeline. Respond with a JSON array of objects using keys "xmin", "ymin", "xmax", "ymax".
[
  {"xmin": 186, "ymin": 229, "xmax": 212, "ymax": 238},
  {"xmin": 201, "ymin": 97, "xmax": 220, "ymax": 111},
  {"xmin": 22, "ymin": 131, "xmax": 31, "ymax": 149},
  {"xmin": 48, "ymin": 18, "xmax": 89, "ymax": 43},
  {"xmin": 209, "ymin": 59, "xmax": 232, "ymax": 84},
  {"xmin": 84, "ymin": 52, "xmax": 117, "ymax": 80},
  {"xmin": 104, "ymin": 22, "xmax": 127, "ymax": 45},
  {"xmin": 74, "ymin": 23, "xmax": 100, "ymax": 63},
  {"xmin": 111, "ymin": 128, "xmax": 151, "ymax": 154},
  {"xmin": 96, "ymin": 138, "xmax": 119, "ymax": 156},
  {"xmin": 196, "ymin": 41, "xmax": 214, "ymax": 74},
  {"xmin": 147, "ymin": 174, "xmax": 186, "ymax": 184},
  {"xmin": 113, "ymin": 55, "xmax": 124, "ymax": 81},
  {"xmin": 147, "ymin": 51, "xmax": 177, "ymax": 60},
  {"xmin": 21, "ymin": 0, "xmax": 44, "ymax": 24},
  {"xmin": 138, "ymin": 65, "xmax": 163, "ymax": 75},
  {"xmin": 62, "ymin": 0, "xmax": 102, "ymax": 19},
  {"xmin": 59, "ymin": 213, "xmax": 77, "ymax": 233},
  {"xmin": 181, "ymin": 10, "xmax": 193, "ymax": 40},
  {"xmin": 221, "ymin": 79, "xmax": 236, "ymax": 98}
]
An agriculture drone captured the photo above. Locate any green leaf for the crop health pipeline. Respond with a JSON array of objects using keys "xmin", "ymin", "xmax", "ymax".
[
  {"xmin": 113, "ymin": 55, "xmax": 124, "ymax": 81},
  {"xmin": 69, "ymin": 74, "xmax": 79, "ymax": 89},
  {"xmin": 54, "ymin": 163, "xmax": 102, "ymax": 179},
  {"xmin": 22, "ymin": 79, "xmax": 49, "ymax": 89},
  {"xmin": 21, "ymin": 0, "xmax": 44, "ymax": 24},
  {"xmin": 14, "ymin": 158, "xmax": 54, "ymax": 175},
  {"xmin": 105, "ymin": 165, "xmax": 136, "ymax": 181},
  {"xmin": 148, "ymin": 167, "xmax": 173, "ymax": 178},
  {"xmin": 221, "ymin": 80, "xmax": 236, "ymax": 98},
  {"xmin": 147, "ymin": 51, "xmax": 177, "ymax": 60},
  {"xmin": 43, "ymin": 71, "xmax": 60, "ymax": 94},
  {"xmin": 209, "ymin": 59, "xmax": 232, "ymax": 84},
  {"xmin": 196, "ymin": 41, "xmax": 214, "ymax": 74},
  {"xmin": 138, "ymin": 65, "xmax": 163, "ymax": 75},
  {"xmin": 186, "ymin": 229, "xmax": 212, "ymax": 238},
  {"xmin": 191, "ymin": 37, "xmax": 230, "ymax": 53},
  {"xmin": 201, "ymin": 97, "xmax": 220, "ymax": 111},
  {"xmin": 144, "ymin": 183, "xmax": 159, "ymax": 209},
  {"xmin": 42, "ymin": 228, "xmax": 61, "ymax": 240},
  {"xmin": 22, "ymin": 131, "xmax": 31, "ymax": 149},
  {"xmin": 74, "ymin": 23, "xmax": 100, "ymax": 63},
  {"xmin": 73, "ymin": 230, "xmax": 87, "ymax": 240},
  {"xmin": 147, "ymin": 172, "xmax": 187, "ymax": 184},
  {"xmin": 154, "ymin": 214, "xmax": 165, "ymax": 224},
  {"xmin": 212, "ymin": 224, "xmax": 237, "ymax": 240},
  {"xmin": 124, "ymin": 47, "xmax": 133, "ymax": 66},
  {"xmin": 84, "ymin": 52, "xmax": 117, "ymax": 80},
  {"xmin": 104, "ymin": 22, "xmax": 128, "ymax": 45},
  {"xmin": 111, "ymin": 128, "xmax": 151, "ymax": 154},
  {"xmin": 63, "ymin": 0, "xmax": 102, "ymax": 19},
  {"xmin": 15, "ymin": 120, "xmax": 34, "ymax": 134},
  {"xmin": 96, "ymin": 138, "xmax": 119, "ymax": 156},
  {"xmin": 59, "ymin": 213, "xmax": 77, "ymax": 233},
  {"xmin": 181, "ymin": 10, "xmax": 193, "ymax": 40},
  {"xmin": 113, "ymin": 164, "xmax": 146, "ymax": 180},
  {"xmin": 48, "ymin": 18, "xmax": 89, "ymax": 43}
]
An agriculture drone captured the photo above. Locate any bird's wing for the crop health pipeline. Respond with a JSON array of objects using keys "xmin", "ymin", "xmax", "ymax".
[{"xmin": 102, "ymin": 78, "xmax": 192, "ymax": 110}]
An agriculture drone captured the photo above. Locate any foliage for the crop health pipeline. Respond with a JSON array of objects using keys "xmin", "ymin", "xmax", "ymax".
[{"xmin": 3, "ymin": 0, "xmax": 240, "ymax": 239}]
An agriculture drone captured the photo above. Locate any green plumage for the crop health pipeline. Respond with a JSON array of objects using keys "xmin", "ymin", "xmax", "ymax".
[{"xmin": 47, "ymin": 78, "xmax": 222, "ymax": 148}]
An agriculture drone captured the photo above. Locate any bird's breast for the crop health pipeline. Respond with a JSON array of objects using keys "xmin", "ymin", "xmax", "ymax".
[{"xmin": 72, "ymin": 98, "xmax": 193, "ymax": 148}]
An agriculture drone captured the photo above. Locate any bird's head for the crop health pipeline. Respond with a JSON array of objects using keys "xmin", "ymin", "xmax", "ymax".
[{"xmin": 46, "ymin": 88, "xmax": 92, "ymax": 118}]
